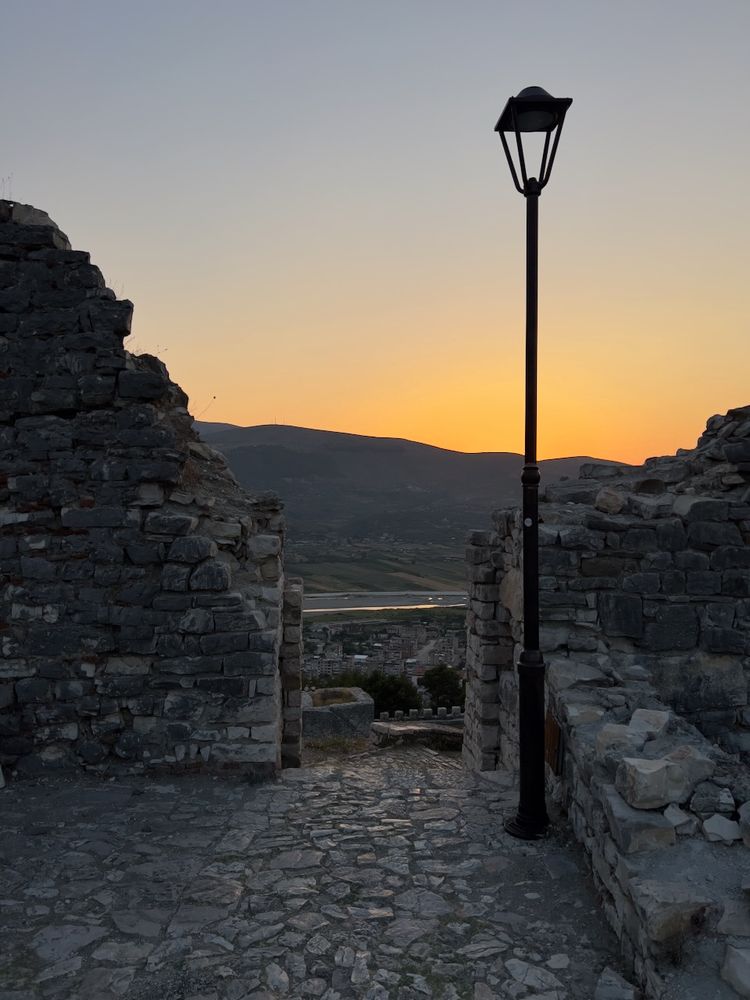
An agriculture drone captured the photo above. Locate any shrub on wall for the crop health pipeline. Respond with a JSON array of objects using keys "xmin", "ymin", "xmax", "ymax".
[{"xmin": 422, "ymin": 664, "xmax": 465, "ymax": 710}]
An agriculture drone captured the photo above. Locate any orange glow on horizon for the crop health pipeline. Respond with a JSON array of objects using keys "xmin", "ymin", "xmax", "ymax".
[
  {"xmin": 8, "ymin": 1, "xmax": 746, "ymax": 470},
  {"xmin": 177, "ymin": 363, "xmax": 743, "ymax": 469},
  {"xmin": 158, "ymin": 291, "xmax": 748, "ymax": 469}
]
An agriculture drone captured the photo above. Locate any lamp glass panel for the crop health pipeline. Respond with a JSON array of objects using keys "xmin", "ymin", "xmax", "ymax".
[
  {"xmin": 514, "ymin": 108, "xmax": 557, "ymax": 133},
  {"xmin": 518, "ymin": 132, "xmax": 548, "ymax": 181}
]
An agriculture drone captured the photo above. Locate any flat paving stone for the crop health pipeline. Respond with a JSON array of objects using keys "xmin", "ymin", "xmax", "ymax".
[{"xmin": 0, "ymin": 746, "xmax": 626, "ymax": 999}]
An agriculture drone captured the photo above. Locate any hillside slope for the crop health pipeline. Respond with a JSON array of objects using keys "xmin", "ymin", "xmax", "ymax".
[{"xmin": 197, "ymin": 422, "xmax": 612, "ymax": 545}]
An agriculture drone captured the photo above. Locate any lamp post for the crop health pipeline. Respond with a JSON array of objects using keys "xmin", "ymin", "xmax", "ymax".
[{"xmin": 494, "ymin": 86, "xmax": 572, "ymax": 840}]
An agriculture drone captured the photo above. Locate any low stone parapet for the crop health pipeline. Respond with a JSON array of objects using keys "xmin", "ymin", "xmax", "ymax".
[
  {"xmin": 378, "ymin": 707, "xmax": 464, "ymax": 721},
  {"xmin": 371, "ymin": 719, "xmax": 463, "ymax": 750},
  {"xmin": 301, "ymin": 687, "xmax": 374, "ymax": 739},
  {"xmin": 548, "ymin": 655, "xmax": 750, "ymax": 998}
]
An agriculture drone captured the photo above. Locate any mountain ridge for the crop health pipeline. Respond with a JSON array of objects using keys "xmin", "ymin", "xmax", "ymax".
[
  {"xmin": 197, "ymin": 421, "xmax": 598, "ymax": 462},
  {"xmin": 197, "ymin": 421, "xmax": 617, "ymax": 545}
]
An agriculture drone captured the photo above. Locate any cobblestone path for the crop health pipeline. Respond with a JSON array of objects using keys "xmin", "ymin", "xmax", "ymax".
[{"xmin": 1, "ymin": 748, "xmax": 626, "ymax": 1000}]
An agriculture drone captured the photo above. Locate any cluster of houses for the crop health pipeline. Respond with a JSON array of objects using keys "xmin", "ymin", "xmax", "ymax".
[{"xmin": 303, "ymin": 618, "xmax": 466, "ymax": 687}]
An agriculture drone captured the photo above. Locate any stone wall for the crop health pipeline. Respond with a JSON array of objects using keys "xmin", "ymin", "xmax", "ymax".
[
  {"xmin": 464, "ymin": 405, "xmax": 750, "ymax": 772},
  {"xmin": 463, "ymin": 519, "xmax": 517, "ymax": 772},
  {"xmin": 0, "ymin": 200, "xmax": 302, "ymax": 780},
  {"xmin": 280, "ymin": 576, "xmax": 303, "ymax": 767},
  {"xmin": 301, "ymin": 686, "xmax": 374, "ymax": 739},
  {"xmin": 546, "ymin": 643, "xmax": 750, "ymax": 998},
  {"xmin": 463, "ymin": 407, "xmax": 750, "ymax": 997}
]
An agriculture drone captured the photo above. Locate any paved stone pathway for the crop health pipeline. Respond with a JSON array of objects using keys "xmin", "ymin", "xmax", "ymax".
[{"xmin": 1, "ymin": 748, "xmax": 627, "ymax": 1000}]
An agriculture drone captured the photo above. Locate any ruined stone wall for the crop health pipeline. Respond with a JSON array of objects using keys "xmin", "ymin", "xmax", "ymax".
[
  {"xmin": 464, "ymin": 405, "xmax": 750, "ymax": 772},
  {"xmin": 544, "ymin": 634, "xmax": 750, "ymax": 998},
  {"xmin": 0, "ymin": 201, "xmax": 302, "ymax": 780},
  {"xmin": 462, "ymin": 523, "xmax": 515, "ymax": 771},
  {"xmin": 463, "ymin": 406, "xmax": 750, "ymax": 997},
  {"xmin": 280, "ymin": 576, "xmax": 303, "ymax": 768}
]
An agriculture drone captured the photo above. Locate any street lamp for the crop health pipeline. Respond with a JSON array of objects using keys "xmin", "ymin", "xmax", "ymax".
[{"xmin": 494, "ymin": 86, "xmax": 572, "ymax": 840}]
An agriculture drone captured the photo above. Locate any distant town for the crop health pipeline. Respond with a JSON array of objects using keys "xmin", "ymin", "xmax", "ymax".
[{"xmin": 302, "ymin": 611, "xmax": 466, "ymax": 689}]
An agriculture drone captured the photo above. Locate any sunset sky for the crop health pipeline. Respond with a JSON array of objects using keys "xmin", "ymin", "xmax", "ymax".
[{"xmin": 2, "ymin": 1, "xmax": 748, "ymax": 463}]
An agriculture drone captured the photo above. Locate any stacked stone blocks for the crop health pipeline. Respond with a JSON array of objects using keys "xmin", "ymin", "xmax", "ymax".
[
  {"xmin": 0, "ymin": 201, "xmax": 302, "ymax": 779},
  {"xmin": 463, "ymin": 406, "xmax": 750, "ymax": 997},
  {"xmin": 464, "ymin": 406, "xmax": 750, "ymax": 772},
  {"xmin": 280, "ymin": 576, "xmax": 303, "ymax": 767},
  {"xmin": 548, "ymin": 655, "xmax": 750, "ymax": 997},
  {"xmin": 462, "ymin": 519, "xmax": 518, "ymax": 772}
]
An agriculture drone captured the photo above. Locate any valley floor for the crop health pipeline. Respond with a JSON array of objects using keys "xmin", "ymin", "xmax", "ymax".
[{"xmin": 287, "ymin": 544, "xmax": 466, "ymax": 594}]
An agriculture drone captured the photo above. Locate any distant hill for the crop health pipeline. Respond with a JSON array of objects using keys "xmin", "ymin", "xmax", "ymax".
[{"xmin": 196, "ymin": 422, "xmax": 613, "ymax": 545}]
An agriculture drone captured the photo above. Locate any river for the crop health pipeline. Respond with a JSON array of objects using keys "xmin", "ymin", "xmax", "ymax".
[{"xmin": 303, "ymin": 591, "xmax": 468, "ymax": 614}]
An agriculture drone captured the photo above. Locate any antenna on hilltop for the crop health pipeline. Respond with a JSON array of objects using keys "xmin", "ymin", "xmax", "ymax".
[{"xmin": 196, "ymin": 395, "xmax": 216, "ymax": 419}]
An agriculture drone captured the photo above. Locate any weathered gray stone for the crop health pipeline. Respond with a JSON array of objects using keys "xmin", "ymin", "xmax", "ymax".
[
  {"xmin": 117, "ymin": 369, "xmax": 168, "ymax": 398},
  {"xmin": 167, "ymin": 535, "xmax": 218, "ymax": 563},
  {"xmin": 658, "ymin": 651, "xmax": 747, "ymax": 717},
  {"xmin": 615, "ymin": 758, "xmax": 668, "ymax": 809},
  {"xmin": 644, "ymin": 604, "xmax": 698, "ymax": 651},
  {"xmin": 548, "ymin": 658, "xmax": 609, "ymax": 691},
  {"xmin": 61, "ymin": 506, "xmax": 129, "ymax": 528},
  {"xmin": 723, "ymin": 945, "xmax": 750, "ymax": 998},
  {"xmin": 595, "ymin": 724, "xmax": 646, "ymax": 759},
  {"xmin": 581, "ymin": 554, "xmax": 637, "ymax": 578},
  {"xmin": 248, "ymin": 534, "xmax": 282, "ymax": 558},
  {"xmin": 630, "ymin": 878, "xmax": 716, "ymax": 942},
  {"xmin": 703, "ymin": 814, "xmax": 741, "ymax": 844},
  {"xmin": 691, "ymin": 781, "xmax": 734, "ymax": 817},
  {"xmin": 563, "ymin": 701, "xmax": 607, "ymax": 726},
  {"xmin": 689, "ymin": 521, "xmax": 743, "ymax": 548},
  {"xmin": 712, "ymin": 546, "xmax": 750, "ymax": 570},
  {"xmin": 628, "ymin": 708, "xmax": 670, "ymax": 740},
  {"xmin": 144, "ymin": 512, "xmax": 198, "ymax": 536},
  {"xmin": 673, "ymin": 496, "xmax": 729, "ymax": 522},
  {"xmin": 738, "ymin": 802, "xmax": 750, "ymax": 848},
  {"xmin": 598, "ymin": 593, "xmax": 643, "ymax": 638},
  {"xmin": 595, "ymin": 487, "xmax": 626, "ymax": 515},
  {"xmin": 265, "ymin": 961, "xmax": 290, "ymax": 993},
  {"xmin": 656, "ymin": 519, "xmax": 687, "ymax": 550},
  {"xmin": 161, "ymin": 563, "xmax": 191, "ymax": 592},
  {"xmin": 717, "ymin": 902, "xmax": 750, "ymax": 937},
  {"xmin": 302, "ymin": 688, "xmax": 374, "ymax": 738},
  {"xmin": 723, "ymin": 570, "xmax": 750, "ymax": 597},
  {"xmin": 704, "ymin": 626, "xmax": 747, "ymax": 654},
  {"xmin": 31, "ymin": 924, "xmax": 107, "ymax": 961},
  {"xmin": 616, "ymin": 746, "xmax": 713, "ymax": 809},
  {"xmin": 190, "ymin": 560, "xmax": 231, "ymax": 591},
  {"xmin": 267, "ymin": 849, "xmax": 323, "ymax": 870},
  {"xmin": 600, "ymin": 784, "xmax": 676, "ymax": 853},
  {"xmin": 504, "ymin": 959, "xmax": 564, "ymax": 992},
  {"xmin": 395, "ymin": 888, "xmax": 453, "ymax": 917},
  {"xmin": 594, "ymin": 967, "xmax": 636, "ymax": 1000},
  {"xmin": 663, "ymin": 803, "xmax": 699, "ymax": 835}
]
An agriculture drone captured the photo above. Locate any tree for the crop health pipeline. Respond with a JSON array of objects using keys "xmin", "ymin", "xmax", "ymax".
[
  {"xmin": 318, "ymin": 669, "xmax": 420, "ymax": 716},
  {"xmin": 422, "ymin": 665, "xmax": 464, "ymax": 710}
]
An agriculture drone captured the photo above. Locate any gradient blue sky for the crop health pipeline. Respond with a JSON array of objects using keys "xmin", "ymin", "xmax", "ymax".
[{"xmin": 2, "ymin": 0, "xmax": 748, "ymax": 461}]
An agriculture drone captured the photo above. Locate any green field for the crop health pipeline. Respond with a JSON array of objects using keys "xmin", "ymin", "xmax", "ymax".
[{"xmin": 287, "ymin": 547, "xmax": 466, "ymax": 594}]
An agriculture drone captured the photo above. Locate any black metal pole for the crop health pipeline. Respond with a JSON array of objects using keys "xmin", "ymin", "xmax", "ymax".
[{"xmin": 505, "ymin": 177, "xmax": 549, "ymax": 840}]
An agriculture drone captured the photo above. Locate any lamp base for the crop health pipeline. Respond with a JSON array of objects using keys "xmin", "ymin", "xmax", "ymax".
[{"xmin": 504, "ymin": 813, "xmax": 548, "ymax": 841}]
